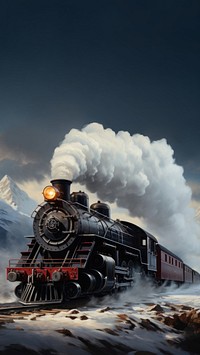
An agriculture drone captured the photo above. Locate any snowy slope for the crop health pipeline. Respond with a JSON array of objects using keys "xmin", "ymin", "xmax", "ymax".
[
  {"xmin": 0, "ymin": 199, "xmax": 33, "ymax": 249},
  {"xmin": 0, "ymin": 200, "xmax": 32, "ymax": 301},
  {"xmin": 0, "ymin": 175, "xmax": 36, "ymax": 216},
  {"xmin": 0, "ymin": 175, "xmax": 37, "ymax": 251},
  {"xmin": 0, "ymin": 176, "xmax": 35, "ymax": 296},
  {"xmin": 0, "ymin": 175, "xmax": 35, "ymax": 249}
]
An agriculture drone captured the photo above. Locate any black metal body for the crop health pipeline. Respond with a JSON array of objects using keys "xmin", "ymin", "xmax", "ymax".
[{"xmin": 6, "ymin": 179, "xmax": 200, "ymax": 304}]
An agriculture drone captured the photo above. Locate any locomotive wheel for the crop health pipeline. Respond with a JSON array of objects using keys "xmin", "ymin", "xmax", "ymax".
[
  {"xmin": 15, "ymin": 283, "xmax": 25, "ymax": 298},
  {"xmin": 65, "ymin": 282, "xmax": 81, "ymax": 299},
  {"xmin": 79, "ymin": 272, "xmax": 96, "ymax": 293},
  {"xmin": 91, "ymin": 269, "xmax": 104, "ymax": 292}
]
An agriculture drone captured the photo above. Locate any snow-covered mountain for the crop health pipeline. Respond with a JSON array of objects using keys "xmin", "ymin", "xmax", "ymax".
[
  {"xmin": 0, "ymin": 175, "xmax": 35, "ymax": 299},
  {"xmin": 0, "ymin": 203, "xmax": 33, "ymax": 252},
  {"xmin": 0, "ymin": 175, "xmax": 36, "ymax": 216},
  {"xmin": 0, "ymin": 175, "xmax": 36, "ymax": 251}
]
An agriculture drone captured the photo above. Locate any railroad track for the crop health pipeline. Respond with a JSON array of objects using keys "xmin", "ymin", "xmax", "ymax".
[
  {"xmin": 0, "ymin": 303, "xmax": 59, "ymax": 314},
  {"xmin": 0, "ymin": 296, "xmax": 91, "ymax": 315}
]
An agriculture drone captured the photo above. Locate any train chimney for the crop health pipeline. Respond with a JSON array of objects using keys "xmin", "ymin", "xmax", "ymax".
[{"xmin": 51, "ymin": 179, "xmax": 72, "ymax": 201}]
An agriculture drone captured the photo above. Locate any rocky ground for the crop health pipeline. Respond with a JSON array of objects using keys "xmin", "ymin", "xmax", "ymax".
[{"xmin": 0, "ymin": 282, "xmax": 200, "ymax": 354}]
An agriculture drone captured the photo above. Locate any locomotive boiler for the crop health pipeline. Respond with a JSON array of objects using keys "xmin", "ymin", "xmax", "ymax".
[
  {"xmin": 6, "ymin": 179, "xmax": 159, "ymax": 304},
  {"xmin": 6, "ymin": 179, "xmax": 200, "ymax": 304}
]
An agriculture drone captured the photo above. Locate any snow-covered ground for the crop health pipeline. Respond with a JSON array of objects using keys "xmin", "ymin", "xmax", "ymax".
[{"xmin": 1, "ymin": 279, "xmax": 200, "ymax": 355}]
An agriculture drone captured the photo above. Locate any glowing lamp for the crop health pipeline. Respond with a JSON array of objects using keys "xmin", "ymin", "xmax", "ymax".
[{"xmin": 43, "ymin": 186, "xmax": 59, "ymax": 201}]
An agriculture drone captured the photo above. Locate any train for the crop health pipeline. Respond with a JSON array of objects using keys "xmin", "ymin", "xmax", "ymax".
[{"xmin": 6, "ymin": 179, "xmax": 200, "ymax": 305}]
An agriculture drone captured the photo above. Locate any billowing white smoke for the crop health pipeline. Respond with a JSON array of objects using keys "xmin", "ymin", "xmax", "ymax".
[{"xmin": 51, "ymin": 123, "xmax": 200, "ymax": 269}]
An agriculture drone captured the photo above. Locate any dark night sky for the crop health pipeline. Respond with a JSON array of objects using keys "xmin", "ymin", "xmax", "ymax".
[{"xmin": 0, "ymin": 0, "xmax": 200, "ymax": 196}]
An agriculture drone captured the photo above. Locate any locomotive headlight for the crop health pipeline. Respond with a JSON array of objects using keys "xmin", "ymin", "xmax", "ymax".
[{"xmin": 43, "ymin": 186, "xmax": 59, "ymax": 201}]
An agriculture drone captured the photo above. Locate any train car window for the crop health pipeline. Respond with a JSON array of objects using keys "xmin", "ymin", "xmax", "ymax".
[
  {"xmin": 172, "ymin": 258, "xmax": 173, "ymax": 265},
  {"xmin": 165, "ymin": 254, "xmax": 167, "ymax": 262},
  {"xmin": 175, "ymin": 260, "xmax": 177, "ymax": 267},
  {"xmin": 142, "ymin": 239, "xmax": 146, "ymax": 246}
]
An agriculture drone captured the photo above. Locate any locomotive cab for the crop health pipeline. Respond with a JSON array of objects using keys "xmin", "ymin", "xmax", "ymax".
[
  {"xmin": 120, "ymin": 221, "xmax": 157, "ymax": 276},
  {"xmin": 146, "ymin": 233, "xmax": 157, "ymax": 272}
]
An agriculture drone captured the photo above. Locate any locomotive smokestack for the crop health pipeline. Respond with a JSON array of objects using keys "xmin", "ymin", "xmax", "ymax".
[{"xmin": 51, "ymin": 179, "xmax": 72, "ymax": 201}]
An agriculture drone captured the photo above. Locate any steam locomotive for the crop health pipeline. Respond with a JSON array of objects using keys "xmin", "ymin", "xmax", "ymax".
[{"xmin": 6, "ymin": 179, "xmax": 200, "ymax": 305}]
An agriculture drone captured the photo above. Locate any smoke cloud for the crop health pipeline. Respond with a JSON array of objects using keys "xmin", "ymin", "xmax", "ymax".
[{"xmin": 51, "ymin": 123, "xmax": 200, "ymax": 269}]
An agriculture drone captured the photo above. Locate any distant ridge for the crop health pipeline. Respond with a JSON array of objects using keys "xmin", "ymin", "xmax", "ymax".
[{"xmin": 0, "ymin": 175, "xmax": 36, "ymax": 216}]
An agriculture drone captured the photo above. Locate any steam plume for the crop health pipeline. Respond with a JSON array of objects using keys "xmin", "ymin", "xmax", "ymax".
[{"xmin": 51, "ymin": 123, "xmax": 200, "ymax": 269}]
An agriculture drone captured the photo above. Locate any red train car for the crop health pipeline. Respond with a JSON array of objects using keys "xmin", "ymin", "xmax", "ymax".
[{"xmin": 156, "ymin": 244, "xmax": 184, "ymax": 283}]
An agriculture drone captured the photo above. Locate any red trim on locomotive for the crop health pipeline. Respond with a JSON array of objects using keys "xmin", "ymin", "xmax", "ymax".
[{"xmin": 6, "ymin": 266, "xmax": 78, "ymax": 282}]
